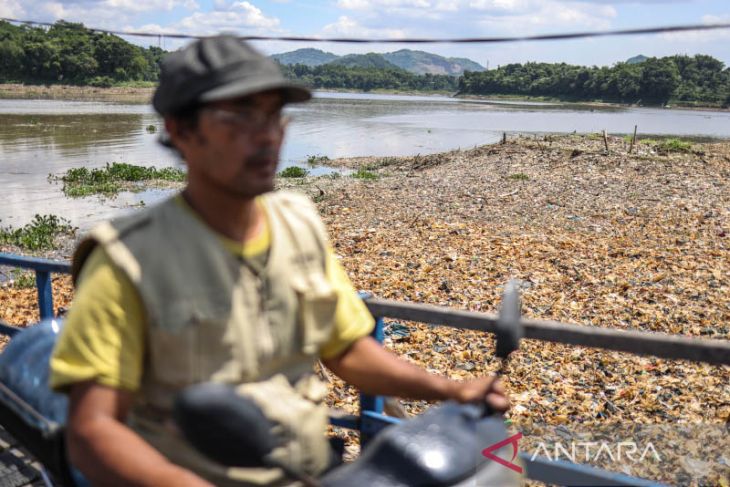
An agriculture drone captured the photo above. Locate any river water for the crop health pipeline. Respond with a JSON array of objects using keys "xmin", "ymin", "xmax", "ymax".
[{"xmin": 1, "ymin": 91, "xmax": 729, "ymax": 230}]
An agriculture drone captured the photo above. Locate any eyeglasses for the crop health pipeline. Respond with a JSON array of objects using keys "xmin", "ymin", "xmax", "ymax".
[{"xmin": 202, "ymin": 107, "xmax": 289, "ymax": 132}]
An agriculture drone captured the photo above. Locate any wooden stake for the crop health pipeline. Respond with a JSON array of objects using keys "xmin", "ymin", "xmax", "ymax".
[
  {"xmin": 502, "ymin": 132, "xmax": 507, "ymax": 144},
  {"xmin": 629, "ymin": 125, "xmax": 637, "ymax": 154},
  {"xmin": 602, "ymin": 130, "xmax": 609, "ymax": 152}
]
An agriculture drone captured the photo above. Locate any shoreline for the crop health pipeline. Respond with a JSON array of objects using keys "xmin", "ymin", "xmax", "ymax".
[
  {"xmin": 0, "ymin": 83, "xmax": 154, "ymax": 104},
  {"xmin": 455, "ymin": 92, "xmax": 730, "ymax": 112},
  {"xmin": 1, "ymin": 83, "xmax": 728, "ymax": 112}
]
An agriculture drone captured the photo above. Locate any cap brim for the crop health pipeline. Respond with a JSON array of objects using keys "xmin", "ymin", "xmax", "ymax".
[{"xmin": 199, "ymin": 76, "xmax": 311, "ymax": 105}]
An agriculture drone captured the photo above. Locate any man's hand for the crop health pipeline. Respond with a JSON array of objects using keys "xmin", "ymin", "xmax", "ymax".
[{"xmin": 448, "ymin": 375, "xmax": 509, "ymax": 413}]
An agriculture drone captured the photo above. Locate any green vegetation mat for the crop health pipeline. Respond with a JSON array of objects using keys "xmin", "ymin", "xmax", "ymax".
[
  {"xmin": 0, "ymin": 214, "xmax": 75, "ymax": 251},
  {"xmin": 51, "ymin": 162, "xmax": 185, "ymax": 197},
  {"xmin": 278, "ymin": 166, "xmax": 309, "ymax": 178},
  {"xmin": 351, "ymin": 168, "xmax": 379, "ymax": 180}
]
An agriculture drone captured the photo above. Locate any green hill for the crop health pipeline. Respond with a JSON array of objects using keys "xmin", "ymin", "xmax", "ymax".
[
  {"xmin": 627, "ymin": 54, "xmax": 649, "ymax": 65},
  {"xmin": 383, "ymin": 49, "xmax": 485, "ymax": 75},
  {"xmin": 271, "ymin": 48, "xmax": 338, "ymax": 67},
  {"xmin": 330, "ymin": 53, "xmax": 402, "ymax": 70}
]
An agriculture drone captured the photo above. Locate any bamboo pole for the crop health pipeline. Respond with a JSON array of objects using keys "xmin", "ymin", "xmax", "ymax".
[{"xmin": 629, "ymin": 125, "xmax": 638, "ymax": 154}]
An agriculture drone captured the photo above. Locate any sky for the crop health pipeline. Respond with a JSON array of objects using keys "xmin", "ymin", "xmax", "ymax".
[{"xmin": 1, "ymin": 0, "xmax": 728, "ymax": 68}]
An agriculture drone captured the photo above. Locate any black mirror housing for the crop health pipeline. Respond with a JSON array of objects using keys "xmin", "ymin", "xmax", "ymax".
[{"xmin": 173, "ymin": 382, "xmax": 279, "ymax": 467}]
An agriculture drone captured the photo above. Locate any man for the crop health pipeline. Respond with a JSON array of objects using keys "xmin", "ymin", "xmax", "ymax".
[{"xmin": 50, "ymin": 36, "xmax": 508, "ymax": 486}]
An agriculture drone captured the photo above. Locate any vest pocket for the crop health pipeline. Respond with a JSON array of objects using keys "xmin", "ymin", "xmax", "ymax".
[
  {"xmin": 148, "ymin": 325, "xmax": 200, "ymax": 386},
  {"xmin": 148, "ymin": 311, "xmax": 232, "ymax": 386},
  {"xmin": 291, "ymin": 275, "xmax": 338, "ymax": 356},
  {"xmin": 236, "ymin": 374, "xmax": 332, "ymax": 476}
]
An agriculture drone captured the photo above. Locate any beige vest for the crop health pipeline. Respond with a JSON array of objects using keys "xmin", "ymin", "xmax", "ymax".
[{"xmin": 73, "ymin": 191, "xmax": 338, "ymax": 486}]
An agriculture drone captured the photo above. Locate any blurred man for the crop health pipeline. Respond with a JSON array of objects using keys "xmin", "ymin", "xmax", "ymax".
[{"xmin": 50, "ymin": 36, "xmax": 508, "ymax": 486}]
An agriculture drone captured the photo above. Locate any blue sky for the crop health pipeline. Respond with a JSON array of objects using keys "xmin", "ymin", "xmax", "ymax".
[{"xmin": 1, "ymin": 0, "xmax": 728, "ymax": 67}]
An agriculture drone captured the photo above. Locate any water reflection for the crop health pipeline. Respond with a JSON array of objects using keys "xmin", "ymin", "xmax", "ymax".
[{"xmin": 0, "ymin": 113, "xmax": 146, "ymax": 159}]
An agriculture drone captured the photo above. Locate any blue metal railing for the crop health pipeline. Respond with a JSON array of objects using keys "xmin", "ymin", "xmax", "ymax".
[
  {"xmin": 0, "ymin": 253, "xmax": 71, "ymax": 321},
  {"xmin": 0, "ymin": 252, "xmax": 667, "ymax": 486}
]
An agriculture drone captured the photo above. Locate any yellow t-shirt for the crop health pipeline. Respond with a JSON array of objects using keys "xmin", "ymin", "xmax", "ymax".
[{"xmin": 50, "ymin": 197, "xmax": 374, "ymax": 392}]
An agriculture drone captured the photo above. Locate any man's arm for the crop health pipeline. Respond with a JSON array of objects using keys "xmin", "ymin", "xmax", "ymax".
[
  {"xmin": 67, "ymin": 381, "xmax": 212, "ymax": 487},
  {"xmin": 321, "ymin": 336, "xmax": 509, "ymax": 412}
]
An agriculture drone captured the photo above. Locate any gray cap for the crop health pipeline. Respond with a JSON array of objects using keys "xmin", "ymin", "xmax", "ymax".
[{"xmin": 153, "ymin": 35, "xmax": 311, "ymax": 115}]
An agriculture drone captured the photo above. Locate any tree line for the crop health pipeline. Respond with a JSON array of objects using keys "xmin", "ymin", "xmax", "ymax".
[
  {"xmin": 0, "ymin": 20, "xmax": 728, "ymax": 108},
  {"xmin": 0, "ymin": 20, "xmax": 163, "ymax": 86},
  {"xmin": 279, "ymin": 63, "xmax": 459, "ymax": 92},
  {"xmin": 458, "ymin": 55, "xmax": 730, "ymax": 107}
]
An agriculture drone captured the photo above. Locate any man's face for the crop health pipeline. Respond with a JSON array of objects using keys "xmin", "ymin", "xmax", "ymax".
[{"xmin": 169, "ymin": 91, "xmax": 287, "ymax": 198}]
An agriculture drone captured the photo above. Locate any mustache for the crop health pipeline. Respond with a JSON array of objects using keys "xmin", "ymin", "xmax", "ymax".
[{"xmin": 246, "ymin": 148, "xmax": 279, "ymax": 166}]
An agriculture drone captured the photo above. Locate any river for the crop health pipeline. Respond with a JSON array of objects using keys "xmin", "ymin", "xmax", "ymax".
[{"xmin": 1, "ymin": 91, "xmax": 729, "ymax": 230}]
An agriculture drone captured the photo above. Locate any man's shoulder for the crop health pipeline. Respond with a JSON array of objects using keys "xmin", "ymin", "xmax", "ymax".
[
  {"xmin": 263, "ymin": 189, "xmax": 323, "ymax": 220},
  {"xmin": 72, "ymin": 196, "xmax": 181, "ymax": 283},
  {"xmin": 263, "ymin": 189, "xmax": 315, "ymax": 209}
]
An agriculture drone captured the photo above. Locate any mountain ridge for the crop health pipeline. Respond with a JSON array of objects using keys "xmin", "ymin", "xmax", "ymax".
[
  {"xmin": 271, "ymin": 48, "xmax": 485, "ymax": 76},
  {"xmin": 627, "ymin": 54, "xmax": 649, "ymax": 65},
  {"xmin": 271, "ymin": 48, "xmax": 338, "ymax": 67}
]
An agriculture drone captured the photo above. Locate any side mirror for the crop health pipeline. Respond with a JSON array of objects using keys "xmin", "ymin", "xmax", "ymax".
[
  {"xmin": 496, "ymin": 279, "xmax": 523, "ymax": 360},
  {"xmin": 173, "ymin": 382, "xmax": 279, "ymax": 468}
]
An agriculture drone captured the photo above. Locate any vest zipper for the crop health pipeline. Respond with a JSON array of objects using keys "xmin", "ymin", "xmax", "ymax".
[{"xmin": 255, "ymin": 275, "xmax": 276, "ymax": 360}]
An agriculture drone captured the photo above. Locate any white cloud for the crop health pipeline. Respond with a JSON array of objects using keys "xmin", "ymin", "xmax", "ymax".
[
  {"xmin": 104, "ymin": 0, "xmax": 200, "ymax": 12},
  {"xmin": 468, "ymin": 0, "xmax": 531, "ymax": 12},
  {"xmin": 433, "ymin": 0, "xmax": 460, "ymax": 11},
  {"xmin": 137, "ymin": 0, "xmax": 280, "ymax": 43},
  {"xmin": 322, "ymin": 15, "xmax": 407, "ymax": 39},
  {"xmin": 657, "ymin": 14, "xmax": 730, "ymax": 43},
  {"xmin": 336, "ymin": 0, "xmax": 369, "ymax": 8},
  {"xmin": 337, "ymin": 0, "xmax": 431, "ymax": 9},
  {"xmin": 0, "ymin": 0, "xmax": 281, "ymax": 52},
  {"xmin": 177, "ymin": 2, "xmax": 279, "ymax": 33},
  {"xmin": 469, "ymin": 1, "xmax": 617, "ymax": 29},
  {"xmin": 701, "ymin": 14, "xmax": 730, "ymax": 24},
  {"xmin": 331, "ymin": 0, "xmax": 618, "ymax": 40},
  {"xmin": 661, "ymin": 14, "xmax": 730, "ymax": 41},
  {"xmin": 0, "ymin": 0, "xmax": 199, "ymax": 27},
  {"xmin": 105, "ymin": 0, "xmax": 199, "ymax": 13},
  {"xmin": 335, "ymin": 0, "xmax": 459, "ymax": 19},
  {"xmin": 0, "ymin": 0, "xmax": 23, "ymax": 17}
]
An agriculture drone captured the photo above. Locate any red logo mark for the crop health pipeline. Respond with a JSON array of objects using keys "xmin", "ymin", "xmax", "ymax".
[{"xmin": 481, "ymin": 432, "xmax": 523, "ymax": 473}]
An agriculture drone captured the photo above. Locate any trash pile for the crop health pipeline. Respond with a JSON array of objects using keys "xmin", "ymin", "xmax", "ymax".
[{"xmin": 2, "ymin": 134, "xmax": 728, "ymax": 483}]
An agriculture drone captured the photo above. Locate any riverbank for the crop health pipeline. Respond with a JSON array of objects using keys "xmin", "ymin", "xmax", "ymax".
[
  {"xmin": 3, "ymin": 83, "xmax": 728, "ymax": 112},
  {"xmin": 0, "ymin": 83, "xmax": 453, "ymax": 103},
  {"xmin": 456, "ymin": 92, "xmax": 730, "ymax": 111},
  {"xmin": 1, "ymin": 134, "xmax": 728, "ymax": 483},
  {"xmin": 0, "ymin": 83, "xmax": 154, "ymax": 104}
]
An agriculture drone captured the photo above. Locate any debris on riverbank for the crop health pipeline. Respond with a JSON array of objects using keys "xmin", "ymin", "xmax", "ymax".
[
  {"xmin": 2, "ymin": 134, "xmax": 728, "ymax": 483},
  {"xmin": 294, "ymin": 133, "xmax": 730, "ymax": 483},
  {"xmin": 0, "ymin": 83, "xmax": 153, "ymax": 104}
]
